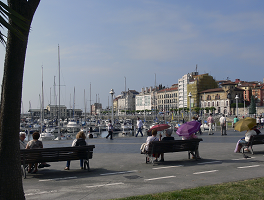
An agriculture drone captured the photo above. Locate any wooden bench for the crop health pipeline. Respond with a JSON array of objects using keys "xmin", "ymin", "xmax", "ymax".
[
  {"xmin": 242, "ymin": 135, "xmax": 264, "ymax": 154},
  {"xmin": 141, "ymin": 139, "xmax": 203, "ymax": 164},
  {"xmin": 20, "ymin": 145, "xmax": 95, "ymax": 178}
]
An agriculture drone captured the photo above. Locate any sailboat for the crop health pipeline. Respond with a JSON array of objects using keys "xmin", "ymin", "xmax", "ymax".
[
  {"xmin": 66, "ymin": 87, "xmax": 80, "ymax": 134},
  {"xmin": 39, "ymin": 66, "xmax": 55, "ymax": 140}
]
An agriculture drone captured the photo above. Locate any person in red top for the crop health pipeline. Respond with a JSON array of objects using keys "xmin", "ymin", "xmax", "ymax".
[{"xmin": 207, "ymin": 114, "xmax": 215, "ymax": 135}]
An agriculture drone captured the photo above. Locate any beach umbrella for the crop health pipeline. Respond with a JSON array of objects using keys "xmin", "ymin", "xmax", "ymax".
[
  {"xmin": 234, "ymin": 117, "xmax": 256, "ymax": 132},
  {"xmin": 176, "ymin": 121, "xmax": 201, "ymax": 136},
  {"xmin": 148, "ymin": 124, "xmax": 170, "ymax": 133}
]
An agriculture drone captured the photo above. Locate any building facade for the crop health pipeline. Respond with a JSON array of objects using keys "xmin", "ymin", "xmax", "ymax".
[
  {"xmin": 117, "ymin": 90, "xmax": 139, "ymax": 114},
  {"xmin": 157, "ymin": 85, "xmax": 178, "ymax": 112},
  {"xmin": 187, "ymin": 73, "xmax": 218, "ymax": 108},
  {"xmin": 46, "ymin": 104, "xmax": 67, "ymax": 119},
  {"xmin": 200, "ymin": 82, "xmax": 244, "ymax": 115},
  {"xmin": 135, "ymin": 87, "xmax": 157, "ymax": 112},
  {"xmin": 91, "ymin": 103, "xmax": 102, "ymax": 115}
]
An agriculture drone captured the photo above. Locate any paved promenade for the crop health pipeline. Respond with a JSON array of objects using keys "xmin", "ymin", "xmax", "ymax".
[{"xmin": 23, "ymin": 129, "xmax": 264, "ymax": 200}]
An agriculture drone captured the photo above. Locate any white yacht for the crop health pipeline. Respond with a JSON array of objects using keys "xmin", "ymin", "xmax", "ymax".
[{"xmin": 66, "ymin": 121, "xmax": 80, "ymax": 133}]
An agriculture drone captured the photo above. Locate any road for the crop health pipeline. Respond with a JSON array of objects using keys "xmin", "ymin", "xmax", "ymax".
[{"xmin": 23, "ymin": 129, "xmax": 264, "ymax": 200}]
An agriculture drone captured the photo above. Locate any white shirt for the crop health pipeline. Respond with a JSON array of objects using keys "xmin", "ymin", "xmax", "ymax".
[
  {"xmin": 19, "ymin": 139, "xmax": 27, "ymax": 149},
  {"xmin": 145, "ymin": 136, "xmax": 159, "ymax": 151},
  {"xmin": 219, "ymin": 116, "xmax": 226, "ymax": 124},
  {"xmin": 137, "ymin": 120, "xmax": 143, "ymax": 128},
  {"xmin": 261, "ymin": 118, "xmax": 264, "ymax": 123},
  {"xmin": 245, "ymin": 130, "xmax": 256, "ymax": 142},
  {"xmin": 108, "ymin": 123, "xmax": 113, "ymax": 131}
]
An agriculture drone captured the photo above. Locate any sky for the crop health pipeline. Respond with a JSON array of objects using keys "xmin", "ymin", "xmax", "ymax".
[{"xmin": 0, "ymin": 0, "xmax": 264, "ymax": 113}]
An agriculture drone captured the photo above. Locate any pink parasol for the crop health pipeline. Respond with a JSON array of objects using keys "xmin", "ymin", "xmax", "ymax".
[
  {"xmin": 176, "ymin": 121, "xmax": 201, "ymax": 136},
  {"xmin": 148, "ymin": 124, "xmax": 170, "ymax": 133}
]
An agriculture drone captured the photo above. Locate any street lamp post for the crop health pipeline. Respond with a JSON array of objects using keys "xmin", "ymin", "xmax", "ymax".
[
  {"xmin": 235, "ymin": 95, "xmax": 239, "ymax": 116},
  {"xmin": 109, "ymin": 89, "xmax": 115, "ymax": 124},
  {"xmin": 188, "ymin": 92, "xmax": 192, "ymax": 121},
  {"xmin": 143, "ymin": 91, "xmax": 145, "ymax": 123},
  {"xmin": 244, "ymin": 99, "xmax": 245, "ymax": 116}
]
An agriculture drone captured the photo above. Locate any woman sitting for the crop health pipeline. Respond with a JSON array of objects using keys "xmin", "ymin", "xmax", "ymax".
[
  {"xmin": 234, "ymin": 127, "xmax": 259, "ymax": 153},
  {"xmin": 65, "ymin": 131, "xmax": 87, "ymax": 170},
  {"xmin": 145, "ymin": 129, "xmax": 159, "ymax": 162},
  {"xmin": 159, "ymin": 129, "xmax": 174, "ymax": 162},
  {"xmin": 182, "ymin": 133, "xmax": 201, "ymax": 159},
  {"xmin": 26, "ymin": 132, "xmax": 43, "ymax": 173}
]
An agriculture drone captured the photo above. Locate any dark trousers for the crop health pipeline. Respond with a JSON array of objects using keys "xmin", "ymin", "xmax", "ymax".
[
  {"xmin": 136, "ymin": 127, "xmax": 143, "ymax": 137},
  {"xmin": 106, "ymin": 131, "xmax": 113, "ymax": 139},
  {"xmin": 66, "ymin": 159, "xmax": 83, "ymax": 168}
]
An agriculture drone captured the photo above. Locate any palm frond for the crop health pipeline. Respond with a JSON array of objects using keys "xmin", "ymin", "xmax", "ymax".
[{"xmin": 0, "ymin": 1, "xmax": 30, "ymax": 45}]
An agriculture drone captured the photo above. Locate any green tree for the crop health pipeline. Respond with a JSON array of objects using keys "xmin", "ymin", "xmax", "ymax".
[
  {"xmin": 0, "ymin": 1, "xmax": 40, "ymax": 199},
  {"xmin": 194, "ymin": 107, "xmax": 200, "ymax": 114},
  {"xmin": 209, "ymin": 107, "xmax": 216, "ymax": 113}
]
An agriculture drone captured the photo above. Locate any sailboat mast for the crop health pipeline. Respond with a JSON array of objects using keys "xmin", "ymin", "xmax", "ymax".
[
  {"xmin": 73, "ymin": 87, "xmax": 75, "ymax": 120},
  {"xmin": 84, "ymin": 89, "xmax": 86, "ymax": 131},
  {"xmin": 58, "ymin": 44, "xmax": 61, "ymax": 133},
  {"xmin": 41, "ymin": 65, "xmax": 44, "ymax": 134}
]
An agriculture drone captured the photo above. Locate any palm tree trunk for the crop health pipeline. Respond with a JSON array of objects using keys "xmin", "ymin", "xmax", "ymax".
[{"xmin": 0, "ymin": 0, "xmax": 40, "ymax": 199}]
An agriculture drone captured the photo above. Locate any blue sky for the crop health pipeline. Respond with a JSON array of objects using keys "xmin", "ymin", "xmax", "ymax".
[{"xmin": 0, "ymin": 0, "xmax": 264, "ymax": 113}]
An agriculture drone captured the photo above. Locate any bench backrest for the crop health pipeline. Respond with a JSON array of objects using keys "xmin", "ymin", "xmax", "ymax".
[
  {"xmin": 250, "ymin": 135, "xmax": 264, "ymax": 145},
  {"xmin": 148, "ymin": 139, "xmax": 203, "ymax": 154},
  {"xmin": 20, "ymin": 145, "xmax": 95, "ymax": 164}
]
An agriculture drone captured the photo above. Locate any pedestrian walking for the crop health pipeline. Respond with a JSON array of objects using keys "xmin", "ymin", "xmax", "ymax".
[
  {"xmin": 256, "ymin": 116, "xmax": 260, "ymax": 128},
  {"xmin": 219, "ymin": 114, "xmax": 227, "ymax": 135},
  {"xmin": 207, "ymin": 114, "xmax": 214, "ymax": 135},
  {"xmin": 106, "ymin": 120, "xmax": 114, "ymax": 140},
  {"xmin": 196, "ymin": 115, "xmax": 203, "ymax": 135},
  {"xmin": 135, "ymin": 117, "xmax": 143, "ymax": 137},
  {"xmin": 233, "ymin": 116, "xmax": 239, "ymax": 131},
  {"xmin": 261, "ymin": 116, "xmax": 264, "ymax": 129}
]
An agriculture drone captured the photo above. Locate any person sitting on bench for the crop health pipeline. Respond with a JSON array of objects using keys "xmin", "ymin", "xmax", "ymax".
[
  {"xmin": 234, "ymin": 127, "xmax": 257, "ymax": 153},
  {"xmin": 182, "ymin": 133, "xmax": 201, "ymax": 159},
  {"xmin": 159, "ymin": 129, "xmax": 174, "ymax": 162},
  {"xmin": 25, "ymin": 132, "xmax": 43, "ymax": 173},
  {"xmin": 65, "ymin": 131, "xmax": 87, "ymax": 170},
  {"xmin": 145, "ymin": 129, "xmax": 159, "ymax": 162}
]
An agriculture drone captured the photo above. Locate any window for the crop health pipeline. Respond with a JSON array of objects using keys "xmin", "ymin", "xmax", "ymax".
[{"xmin": 208, "ymin": 102, "xmax": 210, "ymax": 106}]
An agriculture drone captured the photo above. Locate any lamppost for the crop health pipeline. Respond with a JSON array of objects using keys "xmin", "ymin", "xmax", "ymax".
[
  {"xmin": 244, "ymin": 99, "xmax": 245, "ymax": 117},
  {"xmin": 235, "ymin": 95, "xmax": 239, "ymax": 116},
  {"xmin": 143, "ymin": 91, "xmax": 145, "ymax": 122},
  {"xmin": 109, "ymin": 89, "xmax": 115, "ymax": 124},
  {"xmin": 188, "ymin": 92, "xmax": 192, "ymax": 121}
]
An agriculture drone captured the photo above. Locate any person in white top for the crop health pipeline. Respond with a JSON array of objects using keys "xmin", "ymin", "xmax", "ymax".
[
  {"xmin": 106, "ymin": 120, "xmax": 114, "ymax": 140},
  {"xmin": 256, "ymin": 116, "xmax": 260, "ymax": 128},
  {"xmin": 145, "ymin": 129, "xmax": 159, "ymax": 162},
  {"xmin": 19, "ymin": 132, "xmax": 27, "ymax": 149},
  {"xmin": 261, "ymin": 116, "xmax": 264, "ymax": 129},
  {"xmin": 136, "ymin": 117, "xmax": 143, "ymax": 137},
  {"xmin": 234, "ymin": 127, "xmax": 257, "ymax": 153},
  {"xmin": 219, "ymin": 114, "xmax": 227, "ymax": 135}
]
